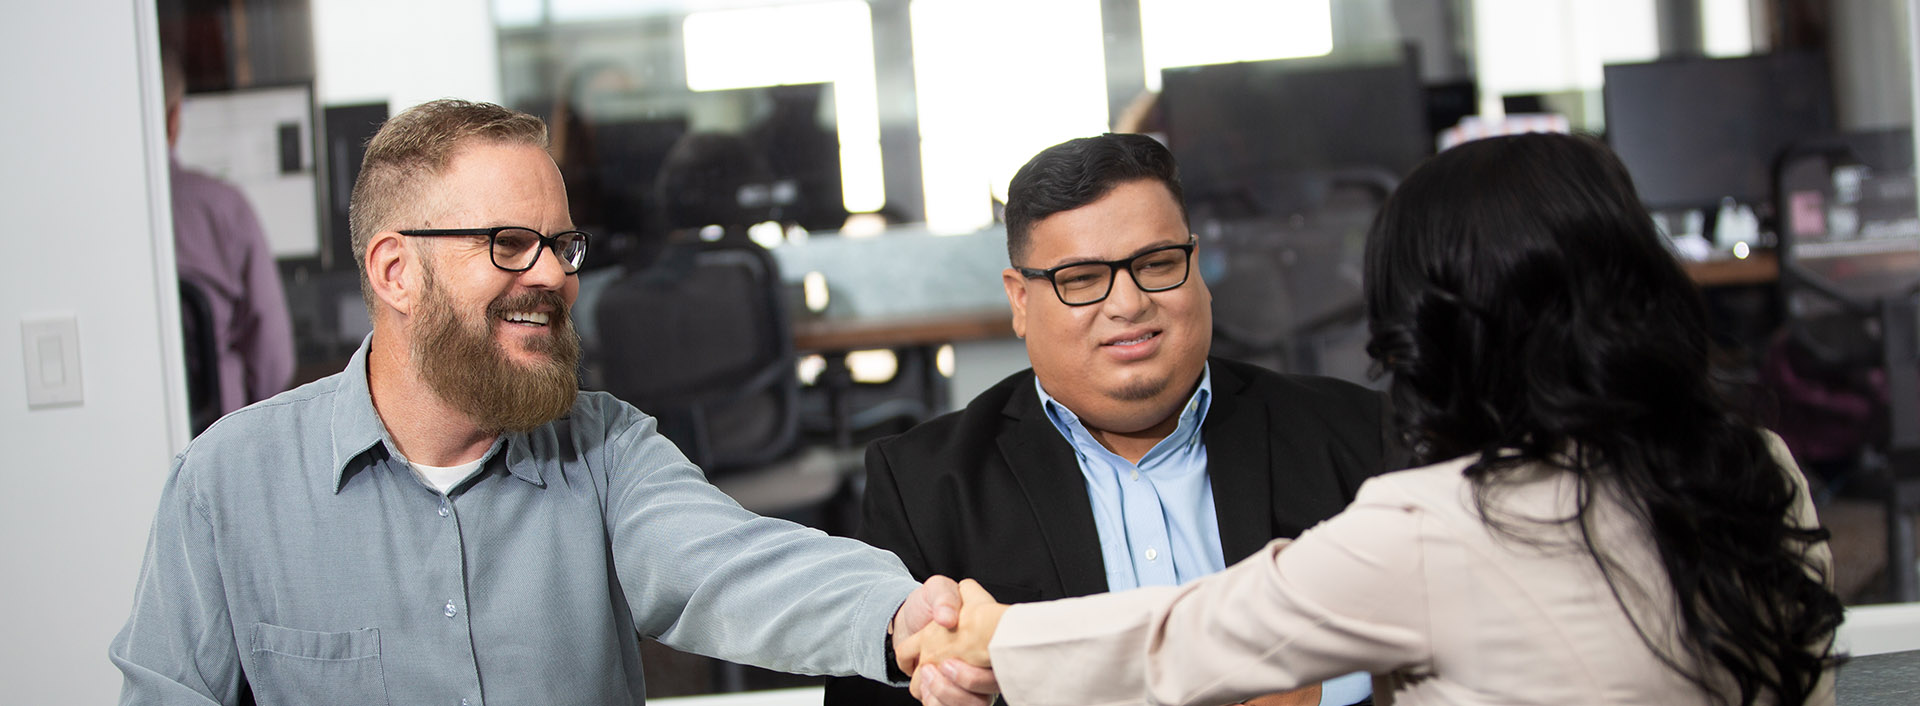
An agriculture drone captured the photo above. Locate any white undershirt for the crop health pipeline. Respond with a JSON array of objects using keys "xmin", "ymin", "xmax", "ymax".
[{"xmin": 405, "ymin": 456, "xmax": 487, "ymax": 495}]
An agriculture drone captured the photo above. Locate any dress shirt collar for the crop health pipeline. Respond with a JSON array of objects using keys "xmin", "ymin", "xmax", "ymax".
[
  {"xmin": 328, "ymin": 334, "xmax": 547, "ymax": 493},
  {"xmin": 1033, "ymin": 363, "xmax": 1213, "ymax": 462}
]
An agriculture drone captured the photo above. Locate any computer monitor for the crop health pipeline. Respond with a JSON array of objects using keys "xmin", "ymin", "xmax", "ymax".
[
  {"xmin": 175, "ymin": 83, "xmax": 324, "ymax": 260},
  {"xmin": 321, "ymin": 102, "xmax": 387, "ymax": 271},
  {"xmin": 1604, "ymin": 52, "xmax": 1835, "ymax": 212},
  {"xmin": 1424, "ymin": 79, "xmax": 1479, "ymax": 140},
  {"xmin": 553, "ymin": 82, "xmax": 843, "ymax": 237},
  {"xmin": 1159, "ymin": 47, "xmax": 1430, "ymax": 216}
]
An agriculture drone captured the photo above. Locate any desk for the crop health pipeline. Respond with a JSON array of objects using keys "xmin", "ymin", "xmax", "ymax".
[
  {"xmin": 792, "ymin": 308, "xmax": 1012, "ymax": 352},
  {"xmin": 1682, "ymin": 250, "xmax": 1780, "ymax": 287},
  {"xmin": 774, "ymin": 228, "xmax": 1017, "ymax": 444}
]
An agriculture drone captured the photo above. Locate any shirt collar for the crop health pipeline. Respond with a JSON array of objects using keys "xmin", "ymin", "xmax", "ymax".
[
  {"xmin": 1034, "ymin": 362, "xmax": 1213, "ymax": 457},
  {"xmin": 327, "ymin": 334, "xmax": 547, "ymax": 493}
]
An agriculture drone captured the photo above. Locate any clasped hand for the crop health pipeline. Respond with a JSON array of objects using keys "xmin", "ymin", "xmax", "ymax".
[{"xmin": 897, "ymin": 579, "xmax": 1008, "ymax": 705}]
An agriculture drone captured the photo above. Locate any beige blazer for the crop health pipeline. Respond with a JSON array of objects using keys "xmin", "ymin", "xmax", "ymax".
[{"xmin": 989, "ymin": 433, "xmax": 1835, "ymax": 706}]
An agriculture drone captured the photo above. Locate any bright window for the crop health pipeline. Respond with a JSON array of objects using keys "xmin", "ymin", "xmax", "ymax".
[
  {"xmin": 316, "ymin": 0, "xmax": 501, "ymax": 109},
  {"xmin": 911, "ymin": 0, "xmax": 1109, "ymax": 234},
  {"xmin": 491, "ymin": 0, "xmax": 542, "ymax": 28},
  {"xmin": 1473, "ymin": 0, "xmax": 1659, "ymax": 116},
  {"xmin": 1703, "ymin": 0, "xmax": 1755, "ymax": 58},
  {"xmin": 1139, "ymin": 0, "xmax": 1333, "ymax": 92},
  {"xmin": 683, "ymin": 2, "xmax": 885, "ymax": 213}
]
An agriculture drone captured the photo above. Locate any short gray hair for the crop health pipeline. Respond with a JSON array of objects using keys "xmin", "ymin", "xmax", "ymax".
[{"xmin": 346, "ymin": 99, "xmax": 549, "ymax": 306}]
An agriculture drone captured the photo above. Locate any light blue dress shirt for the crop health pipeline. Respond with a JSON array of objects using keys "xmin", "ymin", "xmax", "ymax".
[
  {"xmin": 110, "ymin": 337, "xmax": 919, "ymax": 705},
  {"xmin": 1036, "ymin": 366, "xmax": 1371, "ymax": 706},
  {"xmin": 1036, "ymin": 368, "xmax": 1223, "ymax": 591}
]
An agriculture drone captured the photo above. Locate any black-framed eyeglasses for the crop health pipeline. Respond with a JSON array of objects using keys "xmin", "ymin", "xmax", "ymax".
[
  {"xmin": 398, "ymin": 226, "xmax": 591, "ymax": 274},
  {"xmin": 1017, "ymin": 236, "xmax": 1196, "ymax": 306}
]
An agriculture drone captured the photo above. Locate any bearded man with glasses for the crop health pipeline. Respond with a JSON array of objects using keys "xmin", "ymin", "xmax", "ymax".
[
  {"xmin": 111, "ymin": 99, "xmax": 982, "ymax": 706},
  {"xmin": 827, "ymin": 134, "xmax": 1400, "ymax": 706}
]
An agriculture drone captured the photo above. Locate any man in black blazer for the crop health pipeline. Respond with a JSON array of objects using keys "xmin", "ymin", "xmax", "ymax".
[{"xmin": 830, "ymin": 135, "xmax": 1394, "ymax": 706}]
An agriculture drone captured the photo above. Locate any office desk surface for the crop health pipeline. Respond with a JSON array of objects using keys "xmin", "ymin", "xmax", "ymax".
[
  {"xmin": 1681, "ymin": 250, "xmax": 1779, "ymax": 287},
  {"xmin": 792, "ymin": 308, "xmax": 1012, "ymax": 352},
  {"xmin": 774, "ymin": 228, "xmax": 1008, "ymax": 312},
  {"xmin": 775, "ymin": 227, "xmax": 1016, "ymax": 352}
]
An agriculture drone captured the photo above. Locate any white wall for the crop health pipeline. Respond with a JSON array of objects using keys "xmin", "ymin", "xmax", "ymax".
[
  {"xmin": 1839, "ymin": 603, "xmax": 1920, "ymax": 656},
  {"xmin": 313, "ymin": 0, "xmax": 500, "ymax": 111},
  {"xmin": 0, "ymin": 1, "xmax": 185, "ymax": 703}
]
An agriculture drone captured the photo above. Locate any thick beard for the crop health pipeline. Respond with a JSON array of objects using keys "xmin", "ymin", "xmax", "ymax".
[{"xmin": 412, "ymin": 264, "xmax": 580, "ymax": 434}]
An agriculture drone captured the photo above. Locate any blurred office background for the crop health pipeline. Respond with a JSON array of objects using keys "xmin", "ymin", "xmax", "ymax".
[{"xmin": 6, "ymin": 0, "xmax": 1920, "ymax": 702}]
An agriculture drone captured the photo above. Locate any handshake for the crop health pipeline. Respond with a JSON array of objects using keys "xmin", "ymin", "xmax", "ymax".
[{"xmin": 893, "ymin": 578, "xmax": 1011, "ymax": 705}]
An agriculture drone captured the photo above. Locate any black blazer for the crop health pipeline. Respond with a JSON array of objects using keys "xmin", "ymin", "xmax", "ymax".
[{"xmin": 824, "ymin": 358, "xmax": 1397, "ymax": 705}]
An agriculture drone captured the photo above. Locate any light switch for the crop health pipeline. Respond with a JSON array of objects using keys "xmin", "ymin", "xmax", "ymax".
[{"xmin": 22, "ymin": 316, "xmax": 82, "ymax": 409}]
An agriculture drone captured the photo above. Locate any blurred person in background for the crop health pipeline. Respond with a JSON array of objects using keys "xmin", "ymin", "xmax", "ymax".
[{"xmin": 163, "ymin": 45, "xmax": 294, "ymax": 421}]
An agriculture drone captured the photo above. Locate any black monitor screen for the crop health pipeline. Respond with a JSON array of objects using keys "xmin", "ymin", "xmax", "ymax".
[
  {"xmin": 1159, "ymin": 49, "xmax": 1429, "ymax": 214},
  {"xmin": 550, "ymin": 82, "xmax": 844, "ymax": 238},
  {"xmin": 1604, "ymin": 52, "xmax": 1835, "ymax": 211}
]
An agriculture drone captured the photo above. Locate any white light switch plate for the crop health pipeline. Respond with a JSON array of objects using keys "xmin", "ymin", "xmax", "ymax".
[{"xmin": 21, "ymin": 316, "xmax": 82, "ymax": 409}]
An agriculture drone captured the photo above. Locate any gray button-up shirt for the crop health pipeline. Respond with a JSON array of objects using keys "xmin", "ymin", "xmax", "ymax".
[{"xmin": 111, "ymin": 338, "xmax": 917, "ymax": 705}]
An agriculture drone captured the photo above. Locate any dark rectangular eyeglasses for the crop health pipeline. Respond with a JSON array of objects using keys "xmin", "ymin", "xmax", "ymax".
[
  {"xmin": 1017, "ymin": 236, "xmax": 1196, "ymax": 306},
  {"xmin": 398, "ymin": 226, "xmax": 591, "ymax": 274}
]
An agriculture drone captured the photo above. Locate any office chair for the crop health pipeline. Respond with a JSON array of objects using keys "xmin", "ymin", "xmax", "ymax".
[
  {"xmin": 597, "ymin": 240, "xmax": 794, "ymax": 467},
  {"xmin": 798, "ymin": 345, "xmax": 947, "ymax": 449},
  {"xmin": 597, "ymin": 238, "xmax": 865, "ymax": 695},
  {"xmin": 1768, "ymin": 130, "xmax": 1920, "ymax": 602},
  {"xmin": 1200, "ymin": 167, "xmax": 1394, "ymax": 386},
  {"xmin": 179, "ymin": 278, "xmax": 221, "ymax": 436},
  {"xmin": 594, "ymin": 240, "xmax": 859, "ymax": 529}
]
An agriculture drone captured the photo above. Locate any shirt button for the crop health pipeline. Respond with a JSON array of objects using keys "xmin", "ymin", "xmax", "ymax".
[
  {"xmin": 462, "ymin": 699, "xmax": 472, "ymax": 706},
  {"xmin": 1144, "ymin": 548, "xmax": 1159, "ymax": 561},
  {"xmin": 444, "ymin": 600, "xmax": 458, "ymax": 618},
  {"xmin": 437, "ymin": 502, "xmax": 450, "ymax": 518},
  {"xmin": 1129, "ymin": 470, "xmax": 1140, "ymax": 481}
]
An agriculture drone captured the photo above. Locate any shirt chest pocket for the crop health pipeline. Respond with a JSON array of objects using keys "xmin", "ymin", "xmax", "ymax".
[{"xmin": 248, "ymin": 623, "xmax": 389, "ymax": 706}]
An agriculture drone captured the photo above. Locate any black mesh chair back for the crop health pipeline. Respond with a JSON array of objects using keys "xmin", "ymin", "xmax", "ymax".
[
  {"xmin": 596, "ymin": 241, "xmax": 799, "ymax": 474},
  {"xmin": 179, "ymin": 279, "xmax": 221, "ymax": 436},
  {"xmin": 1202, "ymin": 168, "xmax": 1393, "ymax": 384}
]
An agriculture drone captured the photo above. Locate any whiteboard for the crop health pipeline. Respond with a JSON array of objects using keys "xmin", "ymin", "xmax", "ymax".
[{"xmin": 176, "ymin": 84, "xmax": 322, "ymax": 259}]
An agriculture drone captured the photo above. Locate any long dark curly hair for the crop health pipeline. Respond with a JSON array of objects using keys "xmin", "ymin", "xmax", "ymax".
[{"xmin": 1362, "ymin": 133, "xmax": 1842, "ymax": 704}]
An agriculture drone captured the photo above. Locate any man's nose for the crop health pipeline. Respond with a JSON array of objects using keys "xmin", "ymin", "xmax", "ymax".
[
  {"xmin": 1101, "ymin": 268, "xmax": 1152, "ymax": 316},
  {"xmin": 518, "ymin": 244, "xmax": 571, "ymax": 288}
]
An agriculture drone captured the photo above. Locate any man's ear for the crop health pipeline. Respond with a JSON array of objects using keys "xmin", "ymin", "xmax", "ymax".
[
  {"xmin": 1001, "ymin": 267, "xmax": 1029, "ymax": 340},
  {"xmin": 365, "ymin": 232, "xmax": 419, "ymax": 316}
]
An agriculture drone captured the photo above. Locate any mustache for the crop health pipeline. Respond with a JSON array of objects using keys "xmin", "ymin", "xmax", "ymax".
[{"xmin": 487, "ymin": 290, "xmax": 571, "ymax": 327}]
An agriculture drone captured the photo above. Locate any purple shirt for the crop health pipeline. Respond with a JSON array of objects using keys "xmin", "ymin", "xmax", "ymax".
[{"xmin": 170, "ymin": 157, "xmax": 295, "ymax": 415}]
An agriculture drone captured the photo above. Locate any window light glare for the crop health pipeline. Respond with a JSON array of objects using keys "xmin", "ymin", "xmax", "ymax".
[
  {"xmin": 683, "ymin": 2, "xmax": 885, "ymax": 215},
  {"xmin": 1140, "ymin": 0, "xmax": 1333, "ymax": 92},
  {"xmin": 1703, "ymin": 0, "xmax": 1754, "ymax": 58}
]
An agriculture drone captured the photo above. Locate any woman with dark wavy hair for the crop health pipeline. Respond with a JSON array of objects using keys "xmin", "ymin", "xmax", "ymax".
[{"xmin": 898, "ymin": 133, "xmax": 1842, "ymax": 706}]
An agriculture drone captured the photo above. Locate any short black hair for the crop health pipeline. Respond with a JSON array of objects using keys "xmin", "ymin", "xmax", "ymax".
[{"xmin": 1003, "ymin": 133, "xmax": 1187, "ymax": 264}]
